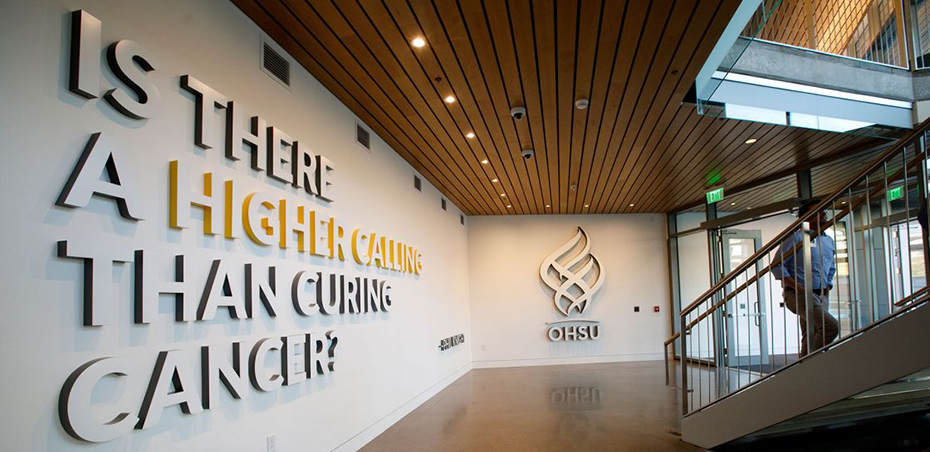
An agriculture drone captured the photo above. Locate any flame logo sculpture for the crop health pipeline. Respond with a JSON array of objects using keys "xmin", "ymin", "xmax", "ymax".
[{"xmin": 540, "ymin": 228, "xmax": 605, "ymax": 316}]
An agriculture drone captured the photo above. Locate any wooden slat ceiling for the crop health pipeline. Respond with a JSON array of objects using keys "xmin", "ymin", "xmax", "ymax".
[
  {"xmin": 232, "ymin": 0, "xmax": 886, "ymax": 215},
  {"xmin": 684, "ymin": 144, "xmax": 890, "ymax": 215}
]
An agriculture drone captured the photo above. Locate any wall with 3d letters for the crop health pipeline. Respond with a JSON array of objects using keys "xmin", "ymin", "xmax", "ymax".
[
  {"xmin": 467, "ymin": 215, "xmax": 672, "ymax": 368},
  {"xmin": 0, "ymin": 0, "xmax": 471, "ymax": 451}
]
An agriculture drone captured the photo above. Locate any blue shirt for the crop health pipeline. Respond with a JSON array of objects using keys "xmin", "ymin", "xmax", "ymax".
[{"xmin": 771, "ymin": 231, "xmax": 836, "ymax": 290}]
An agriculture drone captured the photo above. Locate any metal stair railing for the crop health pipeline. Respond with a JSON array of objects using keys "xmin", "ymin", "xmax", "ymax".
[{"xmin": 668, "ymin": 116, "xmax": 930, "ymax": 417}]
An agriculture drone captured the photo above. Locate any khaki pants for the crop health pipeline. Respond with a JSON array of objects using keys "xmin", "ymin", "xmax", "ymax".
[{"xmin": 783, "ymin": 289, "xmax": 839, "ymax": 357}]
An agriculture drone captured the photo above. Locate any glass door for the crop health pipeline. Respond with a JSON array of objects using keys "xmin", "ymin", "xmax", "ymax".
[{"xmin": 721, "ymin": 229, "xmax": 770, "ymax": 368}]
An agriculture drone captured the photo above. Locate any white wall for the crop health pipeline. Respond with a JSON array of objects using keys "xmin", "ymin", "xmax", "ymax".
[
  {"xmin": 467, "ymin": 215, "xmax": 671, "ymax": 368},
  {"xmin": 0, "ymin": 1, "xmax": 471, "ymax": 451}
]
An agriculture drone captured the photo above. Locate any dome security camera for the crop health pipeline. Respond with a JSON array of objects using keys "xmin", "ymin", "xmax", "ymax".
[
  {"xmin": 511, "ymin": 106, "xmax": 527, "ymax": 120},
  {"xmin": 521, "ymin": 149, "xmax": 534, "ymax": 160}
]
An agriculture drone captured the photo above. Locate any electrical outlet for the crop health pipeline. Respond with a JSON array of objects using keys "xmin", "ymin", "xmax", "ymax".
[{"xmin": 267, "ymin": 434, "xmax": 277, "ymax": 452}]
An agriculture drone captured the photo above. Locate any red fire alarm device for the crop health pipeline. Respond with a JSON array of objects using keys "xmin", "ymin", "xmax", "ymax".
[{"xmin": 653, "ymin": 306, "xmax": 660, "ymax": 313}]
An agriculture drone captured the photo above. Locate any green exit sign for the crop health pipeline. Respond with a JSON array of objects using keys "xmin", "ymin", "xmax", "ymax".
[
  {"xmin": 706, "ymin": 187, "xmax": 725, "ymax": 204},
  {"xmin": 887, "ymin": 185, "xmax": 904, "ymax": 202}
]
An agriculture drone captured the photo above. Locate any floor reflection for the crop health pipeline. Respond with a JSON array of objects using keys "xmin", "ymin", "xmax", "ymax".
[{"xmin": 362, "ymin": 361, "xmax": 701, "ymax": 452}]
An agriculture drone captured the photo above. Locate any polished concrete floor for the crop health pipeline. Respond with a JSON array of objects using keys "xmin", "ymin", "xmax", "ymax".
[{"xmin": 361, "ymin": 361, "xmax": 703, "ymax": 452}]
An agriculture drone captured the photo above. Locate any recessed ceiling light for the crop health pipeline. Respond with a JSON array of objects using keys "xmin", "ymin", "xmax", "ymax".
[
  {"xmin": 444, "ymin": 95, "xmax": 456, "ymax": 104},
  {"xmin": 480, "ymin": 159, "xmax": 489, "ymax": 164},
  {"xmin": 731, "ymin": 202, "xmax": 736, "ymax": 205},
  {"xmin": 500, "ymin": 193, "xmax": 506, "ymax": 197},
  {"xmin": 745, "ymin": 138, "xmax": 758, "ymax": 144},
  {"xmin": 411, "ymin": 37, "xmax": 426, "ymax": 48},
  {"xmin": 506, "ymin": 204, "xmax": 512, "ymax": 208},
  {"xmin": 575, "ymin": 99, "xmax": 589, "ymax": 110},
  {"xmin": 584, "ymin": 204, "xmax": 589, "ymax": 208},
  {"xmin": 842, "ymin": 201, "xmax": 847, "ymax": 204},
  {"xmin": 466, "ymin": 132, "xmax": 475, "ymax": 139},
  {"xmin": 629, "ymin": 203, "xmax": 634, "ymax": 207},
  {"xmin": 545, "ymin": 204, "xmax": 551, "ymax": 208},
  {"xmin": 491, "ymin": 178, "xmax": 499, "ymax": 183}
]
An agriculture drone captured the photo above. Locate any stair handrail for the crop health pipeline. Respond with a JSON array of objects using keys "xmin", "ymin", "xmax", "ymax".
[{"xmin": 675, "ymin": 117, "xmax": 930, "ymax": 323}]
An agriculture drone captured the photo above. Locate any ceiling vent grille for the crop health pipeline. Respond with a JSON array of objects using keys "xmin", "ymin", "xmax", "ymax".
[
  {"xmin": 356, "ymin": 123, "xmax": 371, "ymax": 150},
  {"xmin": 261, "ymin": 41, "xmax": 290, "ymax": 88}
]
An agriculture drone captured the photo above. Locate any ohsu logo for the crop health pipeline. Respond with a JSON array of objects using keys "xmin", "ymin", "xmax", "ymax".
[{"xmin": 540, "ymin": 228, "xmax": 604, "ymax": 341}]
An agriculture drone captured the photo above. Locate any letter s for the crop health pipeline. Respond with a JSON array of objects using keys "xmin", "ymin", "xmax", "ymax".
[{"xmin": 104, "ymin": 40, "xmax": 161, "ymax": 119}]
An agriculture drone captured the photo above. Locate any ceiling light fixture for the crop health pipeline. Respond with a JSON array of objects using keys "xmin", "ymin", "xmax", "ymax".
[
  {"xmin": 444, "ymin": 95, "xmax": 456, "ymax": 104},
  {"xmin": 575, "ymin": 99, "xmax": 589, "ymax": 110},
  {"xmin": 491, "ymin": 178, "xmax": 499, "ymax": 183},
  {"xmin": 584, "ymin": 204, "xmax": 589, "ymax": 208},
  {"xmin": 480, "ymin": 159, "xmax": 489, "ymax": 164},
  {"xmin": 546, "ymin": 204, "xmax": 550, "ymax": 208},
  {"xmin": 745, "ymin": 138, "xmax": 758, "ymax": 144},
  {"xmin": 500, "ymin": 193, "xmax": 506, "ymax": 197},
  {"xmin": 506, "ymin": 204, "xmax": 512, "ymax": 208},
  {"xmin": 411, "ymin": 37, "xmax": 426, "ymax": 48},
  {"xmin": 466, "ymin": 132, "xmax": 475, "ymax": 139},
  {"xmin": 629, "ymin": 203, "xmax": 634, "ymax": 207}
]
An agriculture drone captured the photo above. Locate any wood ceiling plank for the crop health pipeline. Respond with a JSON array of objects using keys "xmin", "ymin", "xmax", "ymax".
[
  {"xmin": 381, "ymin": 0, "xmax": 521, "ymax": 214},
  {"xmin": 568, "ymin": 0, "xmax": 628, "ymax": 213},
  {"xmin": 657, "ymin": 125, "xmax": 816, "ymax": 210},
  {"xmin": 508, "ymin": 0, "xmax": 558, "ymax": 211},
  {"xmin": 450, "ymin": 0, "xmax": 539, "ymax": 213},
  {"xmin": 709, "ymin": 130, "xmax": 852, "ymax": 194},
  {"xmin": 232, "ymin": 0, "xmax": 483, "ymax": 213},
  {"xmin": 262, "ymin": 0, "xmax": 489, "ymax": 213},
  {"xmin": 555, "ymin": 0, "xmax": 580, "ymax": 213},
  {"xmin": 482, "ymin": 0, "xmax": 548, "ymax": 213},
  {"xmin": 643, "ymin": 114, "xmax": 757, "ymax": 211},
  {"xmin": 564, "ymin": 0, "xmax": 606, "ymax": 213},
  {"xmin": 577, "ymin": 1, "xmax": 651, "ymax": 213},
  {"xmin": 628, "ymin": 107, "xmax": 721, "ymax": 211},
  {"xmin": 661, "ymin": 128, "xmax": 856, "ymax": 211},
  {"xmin": 599, "ymin": 0, "xmax": 711, "ymax": 213},
  {"xmin": 414, "ymin": 0, "xmax": 533, "ymax": 214},
  {"xmin": 637, "ymin": 113, "xmax": 766, "ymax": 212},
  {"xmin": 320, "ymin": 0, "xmax": 508, "ymax": 214},
  {"xmin": 608, "ymin": 0, "xmax": 736, "ymax": 212},
  {"xmin": 588, "ymin": 1, "xmax": 673, "ymax": 211},
  {"xmin": 531, "ymin": 0, "xmax": 563, "ymax": 215}
]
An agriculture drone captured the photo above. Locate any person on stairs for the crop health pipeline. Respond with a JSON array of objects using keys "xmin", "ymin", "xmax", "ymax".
[{"xmin": 772, "ymin": 200, "xmax": 839, "ymax": 358}]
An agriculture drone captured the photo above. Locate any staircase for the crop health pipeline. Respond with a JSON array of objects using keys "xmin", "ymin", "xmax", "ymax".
[{"xmin": 667, "ymin": 117, "xmax": 930, "ymax": 450}]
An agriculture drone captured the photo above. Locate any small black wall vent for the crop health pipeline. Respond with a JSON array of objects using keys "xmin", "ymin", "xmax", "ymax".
[
  {"xmin": 441, "ymin": 199, "xmax": 447, "ymax": 211},
  {"xmin": 262, "ymin": 41, "xmax": 290, "ymax": 88},
  {"xmin": 460, "ymin": 215, "xmax": 465, "ymax": 225},
  {"xmin": 356, "ymin": 123, "xmax": 371, "ymax": 150},
  {"xmin": 414, "ymin": 175, "xmax": 422, "ymax": 191}
]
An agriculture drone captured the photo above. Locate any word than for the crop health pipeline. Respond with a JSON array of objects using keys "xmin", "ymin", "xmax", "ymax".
[{"xmin": 57, "ymin": 242, "xmax": 393, "ymax": 326}]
